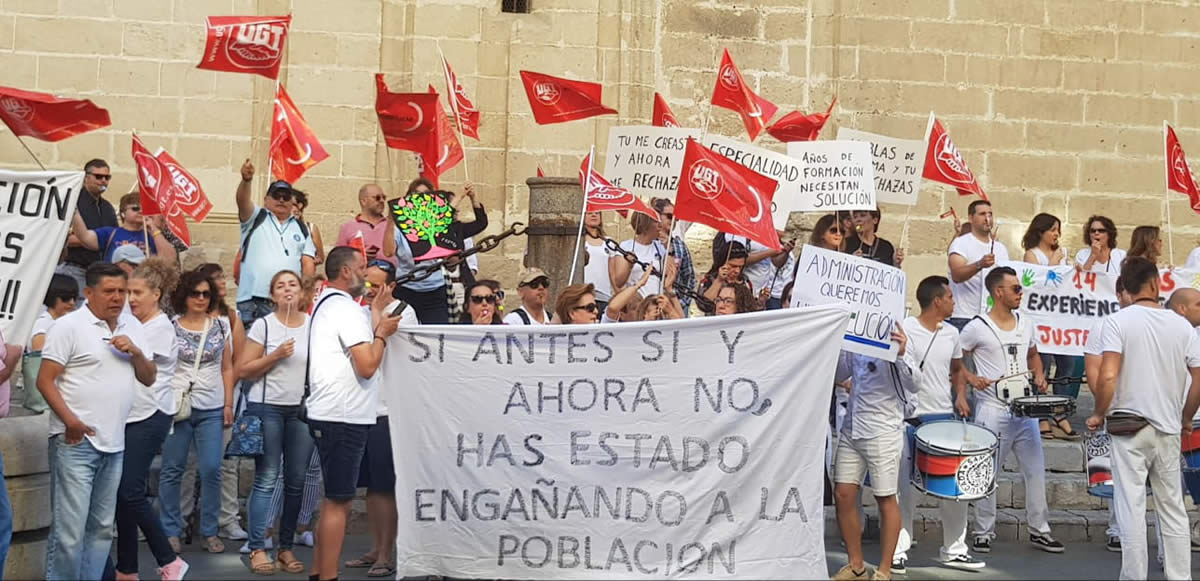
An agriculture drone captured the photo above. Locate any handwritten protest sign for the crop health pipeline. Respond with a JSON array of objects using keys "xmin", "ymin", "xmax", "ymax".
[
  {"xmin": 604, "ymin": 125, "xmax": 699, "ymax": 198},
  {"xmin": 702, "ymin": 134, "xmax": 803, "ymax": 228},
  {"xmin": 384, "ymin": 307, "xmax": 850, "ymax": 579},
  {"xmin": 0, "ymin": 170, "xmax": 83, "ymax": 344},
  {"xmin": 790, "ymin": 244, "xmax": 905, "ymax": 360},
  {"xmin": 786, "ymin": 141, "xmax": 876, "ymax": 212},
  {"xmin": 836, "ymin": 128, "xmax": 924, "ymax": 206}
]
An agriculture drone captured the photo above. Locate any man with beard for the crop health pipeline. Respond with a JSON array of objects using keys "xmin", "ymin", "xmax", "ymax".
[{"xmin": 305, "ymin": 247, "xmax": 402, "ymax": 581}]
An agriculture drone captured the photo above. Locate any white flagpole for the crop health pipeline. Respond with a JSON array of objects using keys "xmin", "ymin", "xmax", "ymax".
[
  {"xmin": 438, "ymin": 43, "xmax": 471, "ymax": 183},
  {"xmin": 567, "ymin": 145, "xmax": 595, "ymax": 285},
  {"xmin": 1164, "ymin": 121, "xmax": 1177, "ymax": 265},
  {"xmin": 267, "ymin": 79, "xmax": 280, "ymax": 183}
]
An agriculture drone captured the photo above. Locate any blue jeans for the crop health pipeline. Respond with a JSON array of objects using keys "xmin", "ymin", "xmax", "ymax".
[
  {"xmin": 766, "ymin": 297, "xmax": 783, "ymax": 310},
  {"xmin": 247, "ymin": 403, "xmax": 314, "ymax": 551},
  {"xmin": 0, "ymin": 451, "xmax": 11, "ymax": 576},
  {"xmin": 237, "ymin": 297, "xmax": 275, "ymax": 328},
  {"xmin": 116, "ymin": 411, "xmax": 177, "ymax": 573},
  {"xmin": 159, "ymin": 407, "xmax": 224, "ymax": 538},
  {"xmin": 45, "ymin": 436, "xmax": 122, "ymax": 581},
  {"xmin": 394, "ymin": 285, "xmax": 450, "ymax": 324},
  {"xmin": 1041, "ymin": 353, "xmax": 1083, "ymax": 400}
]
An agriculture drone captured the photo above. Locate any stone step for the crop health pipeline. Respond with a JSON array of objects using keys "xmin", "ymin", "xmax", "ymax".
[{"xmin": 826, "ymin": 506, "xmax": 1156, "ymax": 544}]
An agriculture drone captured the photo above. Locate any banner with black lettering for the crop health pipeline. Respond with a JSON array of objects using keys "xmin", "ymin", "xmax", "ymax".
[
  {"xmin": 0, "ymin": 170, "xmax": 82, "ymax": 344},
  {"xmin": 383, "ymin": 307, "xmax": 850, "ymax": 579}
]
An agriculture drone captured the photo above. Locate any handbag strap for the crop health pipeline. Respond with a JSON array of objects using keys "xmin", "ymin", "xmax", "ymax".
[
  {"xmin": 257, "ymin": 317, "xmax": 269, "ymax": 406},
  {"xmin": 303, "ymin": 293, "xmax": 340, "ymax": 400},
  {"xmin": 184, "ymin": 318, "xmax": 213, "ymax": 394}
]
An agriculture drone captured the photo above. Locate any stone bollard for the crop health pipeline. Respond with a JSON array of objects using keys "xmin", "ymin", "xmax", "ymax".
[
  {"xmin": 524, "ymin": 177, "xmax": 585, "ymax": 297},
  {"xmin": 0, "ymin": 412, "xmax": 50, "ymax": 580}
]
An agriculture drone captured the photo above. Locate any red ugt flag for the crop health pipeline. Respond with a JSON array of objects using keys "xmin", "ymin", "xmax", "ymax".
[
  {"xmin": 155, "ymin": 148, "xmax": 213, "ymax": 222},
  {"xmin": 0, "ymin": 86, "xmax": 110, "ymax": 142},
  {"xmin": 375, "ymin": 75, "xmax": 438, "ymax": 153},
  {"xmin": 270, "ymin": 84, "xmax": 329, "ymax": 184},
  {"xmin": 519, "ymin": 70, "xmax": 617, "ymax": 125},
  {"xmin": 441, "ymin": 56, "xmax": 479, "ymax": 140},
  {"xmin": 1166, "ymin": 122, "xmax": 1200, "ymax": 213},
  {"xmin": 578, "ymin": 153, "xmax": 659, "ymax": 220},
  {"xmin": 653, "ymin": 92, "xmax": 679, "ymax": 128},
  {"xmin": 766, "ymin": 97, "xmax": 837, "ymax": 143},
  {"xmin": 197, "ymin": 15, "xmax": 292, "ymax": 80},
  {"xmin": 131, "ymin": 135, "xmax": 191, "ymax": 245},
  {"xmin": 711, "ymin": 49, "xmax": 778, "ymax": 141},
  {"xmin": 922, "ymin": 113, "xmax": 986, "ymax": 200},
  {"xmin": 419, "ymin": 85, "xmax": 464, "ymax": 188},
  {"xmin": 675, "ymin": 139, "xmax": 781, "ymax": 250}
]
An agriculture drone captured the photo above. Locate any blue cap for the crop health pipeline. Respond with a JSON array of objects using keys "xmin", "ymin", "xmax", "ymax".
[{"xmin": 267, "ymin": 180, "xmax": 293, "ymax": 193}]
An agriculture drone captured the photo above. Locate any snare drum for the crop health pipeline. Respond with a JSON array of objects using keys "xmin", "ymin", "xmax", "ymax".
[
  {"xmin": 1085, "ymin": 431, "xmax": 1114, "ymax": 498},
  {"xmin": 911, "ymin": 420, "xmax": 999, "ymax": 501},
  {"xmin": 1010, "ymin": 394, "xmax": 1076, "ymax": 419}
]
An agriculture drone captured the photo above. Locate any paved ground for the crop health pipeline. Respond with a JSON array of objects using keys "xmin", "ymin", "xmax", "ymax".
[{"xmin": 134, "ymin": 533, "xmax": 1177, "ymax": 580}]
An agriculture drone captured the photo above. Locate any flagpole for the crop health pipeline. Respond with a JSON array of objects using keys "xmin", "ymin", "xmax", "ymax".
[
  {"xmin": 142, "ymin": 220, "xmax": 151, "ymax": 254},
  {"xmin": 13, "ymin": 135, "xmax": 46, "ymax": 170},
  {"xmin": 567, "ymin": 145, "xmax": 595, "ymax": 285},
  {"xmin": 437, "ymin": 43, "xmax": 471, "ymax": 184},
  {"xmin": 1166, "ymin": 191, "xmax": 1176, "ymax": 265},
  {"xmin": 699, "ymin": 44, "xmax": 718, "ymax": 141},
  {"xmin": 900, "ymin": 205, "xmax": 913, "ymax": 254},
  {"xmin": 266, "ymin": 79, "xmax": 280, "ymax": 183}
]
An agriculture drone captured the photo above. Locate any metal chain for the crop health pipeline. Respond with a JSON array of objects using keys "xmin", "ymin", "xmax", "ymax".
[{"xmin": 392, "ymin": 222, "xmax": 528, "ymax": 287}]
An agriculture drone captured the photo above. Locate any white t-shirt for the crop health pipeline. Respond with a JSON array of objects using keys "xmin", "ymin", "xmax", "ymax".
[
  {"xmin": 503, "ymin": 306, "xmax": 551, "ymax": 326},
  {"xmin": 306, "ymin": 288, "xmax": 377, "ymax": 425},
  {"xmin": 1075, "ymin": 247, "xmax": 1128, "ymax": 274},
  {"xmin": 245, "ymin": 313, "xmax": 311, "ymax": 406},
  {"xmin": 1029, "ymin": 247, "xmax": 1068, "ymax": 266},
  {"xmin": 27, "ymin": 310, "xmax": 55, "ymax": 351},
  {"xmin": 127, "ymin": 312, "xmax": 178, "ymax": 423},
  {"xmin": 172, "ymin": 317, "xmax": 230, "ymax": 410},
  {"xmin": 41, "ymin": 306, "xmax": 152, "ymax": 452},
  {"xmin": 613, "ymin": 239, "xmax": 666, "ymax": 296},
  {"xmin": 1186, "ymin": 247, "xmax": 1200, "ymax": 270},
  {"xmin": 958, "ymin": 313, "xmax": 1035, "ymax": 412},
  {"xmin": 583, "ymin": 240, "xmax": 613, "ymax": 301},
  {"xmin": 903, "ymin": 316, "xmax": 963, "ymax": 417},
  {"xmin": 1100, "ymin": 305, "xmax": 1200, "ymax": 434},
  {"xmin": 948, "ymin": 234, "xmax": 1010, "ymax": 319}
]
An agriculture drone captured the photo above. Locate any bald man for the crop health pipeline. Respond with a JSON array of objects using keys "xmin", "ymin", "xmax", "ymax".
[
  {"xmin": 1168, "ymin": 288, "xmax": 1200, "ymax": 327},
  {"xmin": 336, "ymin": 184, "xmax": 392, "ymax": 263}
]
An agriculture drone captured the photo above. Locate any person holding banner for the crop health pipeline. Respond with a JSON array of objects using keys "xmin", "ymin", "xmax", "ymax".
[
  {"xmin": 846, "ymin": 210, "xmax": 902, "ymax": 267},
  {"xmin": 553, "ymin": 283, "xmax": 601, "ymax": 324},
  {"xmin": 894, "ymin": 276, "xmax": 987, "ymax": 572},
  {"xmin": 460, "ymin": 280, "xmax": 504, "ymax": 325},
  {"xmin": 831, "ymin": 327, "xmax": 914, "ymax": 581},
  {"xmin": 947, "ymin": 200, "xmax": 1009, "ymax": 331},
  {"xmin": 504, "ymin": 268, "xmax": 554, "ymax": 325},
  {"xmin": 960, "ymin": 267, "xmax": 1063, "ymax": 555},
  {"xmin": 1127, "ymin": 226, "xmax": 1165, "ymax": 266},
  {"xmin": 1089, "ymin": 257, "xmax": 1200, "ymax": 580},
  {"xmin": 1076, "ymin": 216, "xmax": 1126, "ymax": 274}
]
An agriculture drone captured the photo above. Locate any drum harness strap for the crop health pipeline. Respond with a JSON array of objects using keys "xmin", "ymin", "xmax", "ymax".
[{"xmin": 972, "ymin": 313, "xmax": 1032, "ymax": 403}]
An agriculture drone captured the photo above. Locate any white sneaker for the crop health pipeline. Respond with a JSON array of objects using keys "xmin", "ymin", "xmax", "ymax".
[
  {"xmin": 295, "ymin": 531, "xmax": 314, "ymax": 547},
  {"xmin": 219, "ymin": 523, "xmax": 248, "ymax": 541}
]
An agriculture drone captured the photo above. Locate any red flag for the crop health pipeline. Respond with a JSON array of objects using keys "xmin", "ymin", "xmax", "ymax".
[
  {"xmin": 0, "ymin": 86, "xmax": 110, "ymax": 142},
  {"xmin": 1166, "ymin": 122, "xmax": 1200, "ymax": 213},
  {"xmin": 675, "ymin": 139, "xmax": 781, "ymax": 250},
  {"xmin": 519, "ymin": 70, "xmax": 617, "ymax": 125},
  {"xmin": 131, "ymin": 135, "xmax": 190, "ymax": 246},
  {"xmin": 375, "ymin": 75, "xmax": 438, "ymax": 152},
  {"xmin": 766, "ymin": 97, "xmax": 837, "ymax": 143},
  {"xmin": 710, "ymin": 49, "xmax": 778, "ymax": 141},
  {"xmin": 196, "ymin": 15, "xmax": 292, "ymax": 80},
  {"xmin": 922, "ymin": 113, "xmax": 986, "ymax": 200},
  {"xmin": 578, "ymin": 154, "xmax": 659, "ymax": 220},
  {"xmin": 537, "ymin": 166, "xmax": 545, "ymax": 177},
  {"xmin": 270, "ymin": 84, "xmax": 329, "ymax": 184},
  {"xmin": 441, "ymin": 56, "xmax": 479, "ymax": 140},
  {"xmin": 419, "ymin": 85, "xmax": 464, "ymax": 187},
  {"xmin": 653, "ymin": 92, "xmax": 679, "ymax": 128},
  {"xmin": 154, "ymin": 149, "xmax": 212, "ymax": 222}
]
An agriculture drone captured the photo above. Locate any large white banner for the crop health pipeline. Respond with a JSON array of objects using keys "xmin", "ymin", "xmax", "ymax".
[
  {"xmin": 790, "ymin": 244, "xmax": 906, "ymax": 361},
  {"xmin": 836, "ymin": 128, "xmax": 925, "ymax": 207},
  {"xmin": 0, "ymin": 170, "xmax": 83, "ymax": 345},
  {"xmin": 384, "ymin": 308, "xmax": 850, "ymax": 579}
]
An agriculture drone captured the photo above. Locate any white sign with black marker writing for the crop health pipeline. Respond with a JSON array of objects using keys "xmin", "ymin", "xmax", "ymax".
[
  {"xmin": 790, "ymin": 244, "xmax": 906, "ymax": 361},
  {"xmin": 785, "ymin": 141, "xmax": 876, "ymax": 212},
  {"xmin": 0, "ymin": 169, "xmax": 83, "ymax": 345},
  {"xmin": 836, "ymin": 128, "xmax": 925, "ymax": 207},
  {"xmin": 604, "ymin": 125, "xmax": 700, "ymax": 198},
  {"xmin": 383, "ymin": 307, "xmax": 850, "ymax": 579},
  {"xmin": 700, "ymin": 134, "xmax": 804, "ymax": 229}
]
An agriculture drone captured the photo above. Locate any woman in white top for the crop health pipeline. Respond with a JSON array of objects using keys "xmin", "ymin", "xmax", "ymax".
[
  {"xmin": 1127, "ymin": 225, "xmax": 1165, "ymax": 266},
  {"xmin": 1075, "ymin": 215, "xmax": 1126, "ymax": 274},
  {"xmin": 115, "ymin": 258, "xmax": 188, "ymax": 577},
  {"xmin": 1021, "ymin": 213, "xmax": 1068, "ymax": 266},
  {"xmin": 22, "ymin": 273, "xmax": 77, "ymax": 413},
  {"xmin": 159, "ymin": 269, "xmax": 235, "ymax": 554},
  {"xmin": 609, "ymin": 211, "xmax": 666, "ymax": 297},
  {"xmin": 237, "ymin": 270, "xmax": 312, "ymax": 574},
  {"xmin": 581, "ymin": 212, "xmax": 614, "ymax": 313}
]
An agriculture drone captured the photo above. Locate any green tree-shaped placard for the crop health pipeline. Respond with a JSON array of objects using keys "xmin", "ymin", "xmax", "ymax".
[{"xmin": 391, "ymin": 191, "xmax": 455, "ymax": 247}]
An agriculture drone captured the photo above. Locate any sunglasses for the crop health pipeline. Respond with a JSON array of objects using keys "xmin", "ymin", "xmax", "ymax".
[
  {"xmin": 470, "ymin": 294, "xmax": 499, "ymax": 305},
  {"xmin": 88, "ymin": 172, "xmax": 112, "ymax": 181},
  {"xmin": 523, "ymin": 278, "xmax": 550, "ymax": 289},
  {"xmin": 573, "ymin": 303, "xmax": 599, "ymax": 313},
  {"xmin": 1090, "ymin": 228, "xmax": 1108, "ymax": 234},
  {"xmin": 126, "ymin": 205, "xmax": 140, "ymax": 212},
  {"xmin": 269, "ymin": 190, "xmax": 294, "ymax": 201},
  {"xmin": 189, "ymin": 289, "xmax": 212, "ymax": 299},
  {"xmin": 1009, "ymin": 285, "xmax": 1024, "ymax": 294}
]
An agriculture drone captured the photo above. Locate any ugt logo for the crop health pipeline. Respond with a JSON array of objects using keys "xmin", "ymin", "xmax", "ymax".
[
  {"xmin": 718, "ymin": 64, "xmax": 740, "ymax": 91},
  {"xmin": 934, "ymin": 133, "xmax": 973, "ymax": 185},
  {"xmin": 227, "ymin": 22, "xmax": 286, "ymax": 69},
  {"xmin": 689, "ymin": 160, "xmax": 724, "ymax": 200},
  {"xmin": 533, "ymin": 81, "xmax": 560, "ymax": 105}
]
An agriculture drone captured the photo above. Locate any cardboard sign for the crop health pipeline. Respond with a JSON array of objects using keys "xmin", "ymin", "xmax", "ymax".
[
  {"xmin": 604, "ymin": 125, "xmax": 699, "ymax": 198},
  {"xmin": 836, "ymin": 128, "xmax": 925, "ymax": 206},
  {"xmin": 785, "ymin": 141, "xmax": 876, "ymax": 212}
]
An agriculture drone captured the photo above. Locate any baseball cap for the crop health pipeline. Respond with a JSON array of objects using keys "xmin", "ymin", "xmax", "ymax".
[
  {"xmin": 267, "ymin": 180, "xmax": 294, "ymax": 195},
  {"xmin": 111, "ymin": 245, "xmax": 146, "ymax": 265},
  {"xmin": 518, "ymin": 267, "xmax": 549, "ymax": 287}
]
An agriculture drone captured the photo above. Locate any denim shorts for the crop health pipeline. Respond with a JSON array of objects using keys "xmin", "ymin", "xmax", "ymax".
[{"xmin": 309, "ymin": 420, "xmax": 370, "ymax": 500}]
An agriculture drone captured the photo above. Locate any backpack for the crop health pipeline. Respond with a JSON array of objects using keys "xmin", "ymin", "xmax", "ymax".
[
  {"xmin": 239, "ymin": 209, "xmax": 310, "ymax": 263},
  {"xmin": 513, "ymin": 307, "xmax": 552, "ymax": 325}
]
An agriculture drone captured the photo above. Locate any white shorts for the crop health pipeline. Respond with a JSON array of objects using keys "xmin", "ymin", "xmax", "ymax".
[{"xmin": 834, "ymin": 428, "xmax": 904, "ymax": 496}]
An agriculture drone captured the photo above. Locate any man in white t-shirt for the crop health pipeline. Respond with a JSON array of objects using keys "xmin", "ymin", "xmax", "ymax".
[
  {"xmin": 1092, "ymin": 257, "xmax": 1200, "ymax": 580},
  {"xmin": 306, "ymin": 246, "xmax": 402, "ymax": 581},
  {"xmin": 947, "ymin": 200, "xmax": 1009, "ymax": 331},
  {"xmin": 36, "ymin": 263, "xmax": 155, "ymax": 580},
  {"xmin": 503, "ymin": 268, "xmax": 553, "ymax": 325},
  {"xmin": 894, "ymin": 276, "xmax": 987, "ymax": 572},
  {"xmin": 959, "ymin": 267, "xmax": 1063, "ymax": 555}
]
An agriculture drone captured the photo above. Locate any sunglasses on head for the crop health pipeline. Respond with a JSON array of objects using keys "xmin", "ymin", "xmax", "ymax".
[
  {"xmin": 189, "ymin": 289, "xmax": 211, "ymax": 299},
  {"xmin": 470, "ymin": 294, "xmax": 499, "ymax": 305},
  {"xmin": 367, "ymin": 259, "xmax": 395, "ymax": 272},
  {"xmin": 573, "ymin": 302, "xmax": 598, "ymax": 313},
  {"xmin": 523, "ymin": 278, "xmax": 550, "ymax": 289}
]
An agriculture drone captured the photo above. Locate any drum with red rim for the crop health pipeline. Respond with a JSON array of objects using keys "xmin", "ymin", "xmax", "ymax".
[{"xmin": 910, "ymin": 420, "xmax": 999, "ymax": 501}]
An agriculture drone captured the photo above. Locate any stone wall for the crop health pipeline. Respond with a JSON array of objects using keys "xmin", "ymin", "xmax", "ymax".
[{"xmin": 3, "ymin": 0, "xmax": 1200, "ymax": 301}]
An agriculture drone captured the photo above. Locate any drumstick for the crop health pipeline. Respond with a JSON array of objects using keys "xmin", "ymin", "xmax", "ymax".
[{"xmin": 991, "ymin": 370, "xmax": 1031, "ymax": 384}]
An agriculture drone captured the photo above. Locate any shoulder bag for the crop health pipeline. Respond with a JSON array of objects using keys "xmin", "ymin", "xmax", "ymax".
[
  {"xmin": 173, "ymin": 318, "xmax": 212, "ymax": 423},
  {"xmin": 225, "ymin": 319, "xmax": 268, "ymax": 457}
]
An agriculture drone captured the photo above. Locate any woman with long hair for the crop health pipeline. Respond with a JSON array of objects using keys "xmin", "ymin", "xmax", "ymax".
[
  {"xmin": 713, "ymin": 283, "xmax": 756, "ymax": 316},
  {"xmin": 581, "ymin": 212, "xmax": 613, "ymax": 313},
  {"xmin": 1127, "ymin": 225, "xmax": 1164, "ymax": 265},
  {"xmin": 554, "ymin": 284, "xmax": 600, "ymax": 325},
  {"xmin": 1076, "ymin": 216, "xmax": 1126, "ymax": 273},
  {"xmin": 159, "ymin": 270, "xmax": 235, "ymax": 554},
  {"xmin": 460, "ymin": 280, "xmax": 504, "ymax": 325},
  {"xmin": 1021, "ymin": 213, "xmax": 1067, "ymax": 266},
  {"xmin": 811, "ymin": 214, "xmax": 845, "ymax": 250},
  {"xmin": 238, "ymin": 270, "xmax": 313, "ymax": 574}
]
